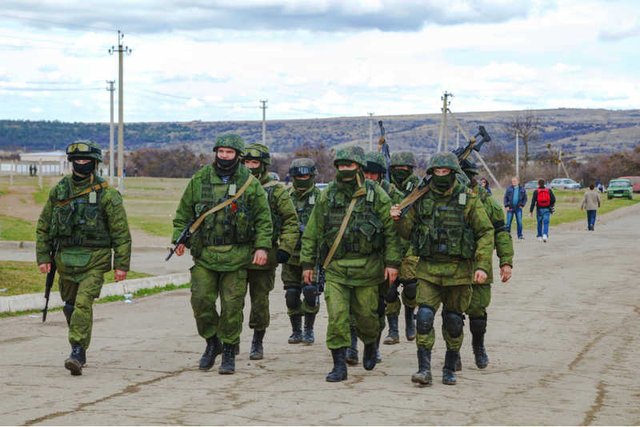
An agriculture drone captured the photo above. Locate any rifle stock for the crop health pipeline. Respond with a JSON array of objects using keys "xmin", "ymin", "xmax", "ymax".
[{"xmin": 42, "ymin": 246, "xmax": 58, "ymax": 322}]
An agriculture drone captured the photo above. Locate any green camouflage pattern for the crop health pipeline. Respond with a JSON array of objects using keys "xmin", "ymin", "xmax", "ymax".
[
  {"xmin": 66, "ymin": 140, "xmax": 103, "ymax": 162},
  {"xmin": 289, "ymin": 157, "xmax": 316, "ymax": 175},
  {"xmin": 466, "ymin": 284, "xmax": 491, "ymax": 318},
  {"xmin": 281, "ymin": 263, "xmax": 320, "ymax": 315},
  {"xmin": 426, "ymin": 152, "xmax": 463, "ymax": 175},
  {"xmin": 334, "ymin": 146, "xmax": 366, "ymax": 166},
  {"xmin": 391, "ymin": 151, "xmax": 416, "ymax": 167},
  {"xmin": 214, "ymin": 133, "xmax": 245, "ymax": 154},
  {"xmin": 36, "ymin": 173, "xmax": 131, "ymax": 350},
  {"xmin": 285, "ymin": 184, "xmax": 322, "ymax": 267},
  {"xmin": 395, "ymin": 180, "xmax": 495, "ymax": 286},
  {"xmin": 244, "ymin": 143, "xmax": 271, "ymax": 165}
]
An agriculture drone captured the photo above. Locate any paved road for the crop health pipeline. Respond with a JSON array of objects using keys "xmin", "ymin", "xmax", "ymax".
[{"xmin": 1, "ymin": 204, "xmax": 639, "ymax": 425}]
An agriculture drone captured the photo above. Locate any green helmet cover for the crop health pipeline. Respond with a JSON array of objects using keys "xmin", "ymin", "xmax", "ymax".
[
  {"xmin": 289, "ymin": 157, "xmax": 316, "ymax": 176},
  {"xmin": 426, "ymin": 152, "xmax": 463, "ymax": 176},
  {"xmin": 244, "ymin": 143, "xmax": 271, "ymax": 165},
  {"xmin": 334, "ymin": 146, "xmax": 366, "ymax": 167},
  {"xmin": 214, "ymin": 134, "xmax": 245, "ymax": 154},
  {"xmin": 363, "ymin": 151, "xmax": 386, "ymax": 174},
  {"xmin": 66, "ymin": 140, "xmax": 103, "ymax": 162},
  {"xmin": 390, "ymin": 151, "xmax": 416, "ymax": 167}
]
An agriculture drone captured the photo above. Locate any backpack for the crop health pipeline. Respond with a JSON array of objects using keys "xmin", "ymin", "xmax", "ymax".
[{"xmin": 537, "ymin": 188, "xmax": 551, "ymax": 208}]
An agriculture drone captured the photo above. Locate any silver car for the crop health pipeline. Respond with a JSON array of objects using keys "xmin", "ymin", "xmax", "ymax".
[{"xmin": 549, "ymin": 178, "xmax": 581, "ymax": 190}]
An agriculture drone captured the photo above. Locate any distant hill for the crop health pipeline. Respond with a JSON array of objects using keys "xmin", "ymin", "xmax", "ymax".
[{"xmin": 1, "ymin": 108, "xmax": 639, "ymax": 160}]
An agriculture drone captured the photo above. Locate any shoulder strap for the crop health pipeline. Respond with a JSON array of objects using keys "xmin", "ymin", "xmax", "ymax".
[
  {"xmin": 398, "ymin": 184, "xmax": 430, "ymax": 210},
  {"xmin": 189, "ymin": 174, "xmax": 256, "ymax": 234},
  {"xmin": 55, "ymin": 181, "xmax": 108, "ymax": 207},
  {"xmin": 322, "ymin": 185, "xmax": 367, "ymax": 269},
  {"xmin": 262, "ymin": 180, "xmax": 279, "ymax": 189}
]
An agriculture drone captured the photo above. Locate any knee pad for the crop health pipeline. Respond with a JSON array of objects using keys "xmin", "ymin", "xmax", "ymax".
[
  {"xmin": 385, "ymin": 280, "xmax": 399, "ymax": 303},
  {"xmin": 469, "ymin": 315, "xmax": 487, "ymax": 335},
  {"xmin": 401, "ymin": 280, "xmax": 417, "ymax": 300},
  {"xmin": 284, "ymin": 288, "xmax": 301, "ymax": 310},
  {"xmin": 416, "ymin": 305, "xmax": 435, "ymax": 335},
  {"xmin": 442, "ymin": 310, "xmax": 465, "ymax": 338},
  {"xmin": 302, "ymin": 284, "xmax": 318, "ymax": 307},
  {"xmin": 377, "ymin": 296, "xmax": 386, "ymax": 317}
]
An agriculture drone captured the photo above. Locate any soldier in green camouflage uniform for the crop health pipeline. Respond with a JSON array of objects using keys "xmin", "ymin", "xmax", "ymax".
[
  {"xmin": 242, "ymin": 143, "xmax": 299, "ymax": 360},
  {"xmin": 391, "ymin": 152, "xmax": 494, "ymax": 386},
  {"xmin": 36, "ymin": 140, "xmax": 131, "ymax": 376},
  {"xmin": 458, "ymin": 159, "xmax": 513, "ymax": 370},
  {"xmin": 385, "ymin": 151, "xmax": 422, "ymax": 344},
  {"xmin": 344, "ymin": 151, "xmax": 404, "ymax": 365},
  {"xmin": 172, "ymin": 134, "xmax": 273, "ymax": 375},
  {"xmin": 301, "ymin": 146, "xmax": 401, "ymax": 382},
  {"xmin": 281, "ymin": 158, "xmax": 323, "ymax": 345}
]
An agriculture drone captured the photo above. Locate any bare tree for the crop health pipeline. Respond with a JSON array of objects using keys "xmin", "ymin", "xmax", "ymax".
[{"xmin": 503, "ymin": 110, "xmax": 541, "ymax": 180}]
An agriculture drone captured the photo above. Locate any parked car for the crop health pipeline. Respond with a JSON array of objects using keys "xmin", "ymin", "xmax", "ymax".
[
  {"xmin": 607, "ymin": 179, "xmax": 633, "ymax": 200},
  {"xmin": 524, "ymin": 180, "xmax": 539, "ymax": 190},
  {"xmin": 618, "ymin": 176, "xmax": 640, "ymax": 193},
  {"xmin": 549, "ymin": 178, "xmax": 581, "ymax": 190}
]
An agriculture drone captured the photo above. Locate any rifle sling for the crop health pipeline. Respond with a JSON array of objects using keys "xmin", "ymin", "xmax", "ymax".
[
  {"xmin": 398, "ymin": 185, "xmax": 430, "ymax": 210},
  {"xmin": 322, "ymin": 185, "xmax": 366, "ymax": 270},
  {"xmin": 56, "ymin": 182, "xmax": 109, "ymax": 207},
  {"xmin": 188, "ymin": 175, "xmax": 256, "ymax": 235}
]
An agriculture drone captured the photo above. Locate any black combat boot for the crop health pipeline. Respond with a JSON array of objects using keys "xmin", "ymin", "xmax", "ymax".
[
  {"xmin": 199, "ymin": 336, "xmax": 222, "ymax": 370},
  {"xmin": 64, "ymin": 344, "xmax": 85, "ymax": 376},
  {"xmin": 362, "ymin": 342, "xmax": 377, "ymax": 371},
  {"xmin": 405, "ymin": 306, "xmax": 416, "ymax": 341},
  {"xmin": 62, "ymin": 302, "xmax": 74, "ymax": 327},
  {"xmin": 288, "ymin": 314, "xmax": 303, "ymax": 344},
  {"xmin": 302, "ymin": 313, "xmax": 316, "ymax": 345},
  {"xmin": 219, "ymin": 343, "xmax": 236, "ymax": 375},
  {"xmin": 411, "ymin": 346, "xmax": 432, "ymax": 386},
  {"xmin": 375, "ymin": 331, "xmax": 382, "ymax": 363},
  {"xmin": 326, "ymin": 348, "xmax": 348, "ymax": 382},
  {"xmin": 442, "ymin": 350, "xmax": 459, "ymax": 385},
  {"xmin": 383, "ymin": 315, "xmax": 400, "ymax": 345},
  {"xmin": 249, "ymin": 329, "xmax": 266, "ymax": 360},
  {"xmin": 470, "ymin": 316, "xmax": 489, "ymax": 369},
  {"xmin": 455, "ymin": 352, "xmax": 462, "ymax": 371},
  {"xmin": 346, "ymin": 325, "xmax": 359, "ymax": 366}
]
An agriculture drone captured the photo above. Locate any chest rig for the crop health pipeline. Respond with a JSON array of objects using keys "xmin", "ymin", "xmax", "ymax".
[
  {"xmin": 50, "ymin": 176, "xmax": 111, "ymax": 248},
  {"xmin": 322, "ymin": 181, "xmax": 384, "ymax": 260},
  {"xmin": 290, "ymin": 186, "xmax": 318, "ymax": 251},
  {"xmin": 411, "ymin": 187, "xmax": 475, "ymax": 260}
]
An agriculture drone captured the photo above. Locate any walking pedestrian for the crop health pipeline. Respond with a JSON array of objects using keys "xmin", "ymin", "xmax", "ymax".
[
  {"xmin": 581, "ymin": 184, "xmax": 601, "ymax": 231},
  {"xmin": 504, "ymin": 176, "xmax": 527, "ymax": 240},
  {"xmin": 529, "ymin": 179, "xmax": 556, "ymax": 242}
]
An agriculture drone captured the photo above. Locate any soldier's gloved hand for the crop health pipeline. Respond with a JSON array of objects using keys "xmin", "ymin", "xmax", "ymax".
[
  {"xmin": 500, "ymin": 265, "xmax": 512, "ymax": 283},
  {"xmin": 175, "ymin": 244, "xmax": 186, "ymax": 256},
  {"xmin": 474, "ymin": 269, "xmax": 488, "ymax": 284},
  {"xmin": 38, "ymin": 263, "xmax": 51, "ymax": 274},
  {"xmin": 114, "ymin": 269, "xmax": 127, "ymax": 282},
  {"xmin": 253, "ymin": 249, "xmax": 268, "ymax": 266},
  {"xmin": 276, "ymin": 249, "xmax": 290, "ymax": 264}
]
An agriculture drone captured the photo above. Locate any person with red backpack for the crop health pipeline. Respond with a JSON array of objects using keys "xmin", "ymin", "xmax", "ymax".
[{"xmin": 529, "ymin": 179, "xmax": 556, "ymax": 242}]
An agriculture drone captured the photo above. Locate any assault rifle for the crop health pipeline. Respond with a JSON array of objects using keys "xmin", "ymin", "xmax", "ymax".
[
  {"xmin": 397, "ymin": 125, "xmax": 491, "ymax": 215},
  {"xmin": 378, "ymin": 120, "xmax": 391, "ymax": 182},
  {"xmin": 165, "ymin": 219, "xmax": 194, "ymax": 261},
  {"xmin": 42, "ymin": 244, "xmax": 59, "ymax": 322}
]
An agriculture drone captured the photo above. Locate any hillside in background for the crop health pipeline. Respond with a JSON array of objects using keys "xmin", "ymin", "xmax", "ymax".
[{"xmin": 1, "ymin": 108, "xmax": 639, "ymax": 160}]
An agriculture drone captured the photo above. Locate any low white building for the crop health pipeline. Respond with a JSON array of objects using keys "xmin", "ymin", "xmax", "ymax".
[{"xmin": 0, "ymin": 151, "xmax": 70, "ymax": 175}]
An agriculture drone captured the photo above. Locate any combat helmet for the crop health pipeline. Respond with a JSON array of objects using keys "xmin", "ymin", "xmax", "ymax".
[
  {"xmin": 244, "ymin": 143, "xmax": 271, "ymax": 165},
  {"xmin": 66, "ymin": 140, "xmax": 103, "ymax": 162},
  {"xmin": 363, "ymin": 151, "xmax": 386, "ymax": 174},
  {"xmin": 425, "ymin": 152, "xmax": 463, "ymax": 176},
  {"xmin": 214, "ymin": 134, "xmax": 245, "ymax": 154},
  {"xmin": 334, "ymin": 146, "xmax": 366, "ymax": 167},
  {"xmin": 390, "ymin": 151, "xmax": 416, "ymax": 168},
  {"xmin": 289, "ymin": 158, "xmax": 316, "ymax": 177}
]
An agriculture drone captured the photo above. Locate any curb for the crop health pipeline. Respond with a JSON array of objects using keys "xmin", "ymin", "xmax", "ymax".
[
  {"xmin": 0, "ymin": 273, "xmax": 190, "ymax": 313},
  {"xmin": 0, "ymin": 241, "xmax": 169, "ymax": 251}
]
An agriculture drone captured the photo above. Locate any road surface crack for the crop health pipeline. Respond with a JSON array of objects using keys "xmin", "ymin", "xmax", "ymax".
[{"xmin": 582, "ymin": 380, "xmax": 606, "ymax": 425}]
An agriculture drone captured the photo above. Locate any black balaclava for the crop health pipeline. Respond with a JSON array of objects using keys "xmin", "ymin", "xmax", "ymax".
[
  {"xmin": 431, "ymin": 171, "xmax": 456, "ymax": 192},
  {"xmin": 214, "ymin": 150, "xmax": 239, "ymax": 176},
  {"xmin": 72, "ymin": 159, "xmax": 96, "ymax": 180}
]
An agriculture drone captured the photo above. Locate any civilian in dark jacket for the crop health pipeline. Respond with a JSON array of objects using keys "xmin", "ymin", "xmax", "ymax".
[
  {"xmin": 503, "ymin": 176, "xmax": 527, "ymax": 239},
  {"xmin": 529, "ymin": 179, "xmax": 556, "ymax": 242}
]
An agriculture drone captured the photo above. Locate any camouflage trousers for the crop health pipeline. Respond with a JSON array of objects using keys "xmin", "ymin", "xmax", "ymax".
[
  {"xmin": 415, "ymin": 280, "xmax": 472, "ymax": 351},
  {"xmin": 351, "ymin": 280, "xmax": 387, "ymax": 333},
  {"xmin": 466, "ymin": 284, "xmax": 491, "ymax": 318},
  {"xmin": 281, "ymin": 263, "xmax": 320, "ymax": 316},
  {"xmin": 325, "ymin": 281, "xmax": 379, "ymax": 349},
  {"xmin": 190, "ymin": 264, "xmax": 248, "ymax": 345},
  {"xmin": 58, "ymin": 269, "xmax": 106, "ymax": 350},
  {"xmin": 247, "ymin": 268, "xmax": 275, "ymax": 330},
  {"xmin": 385, "ymin": 255, "xmax": 418, "ymax": 316}
]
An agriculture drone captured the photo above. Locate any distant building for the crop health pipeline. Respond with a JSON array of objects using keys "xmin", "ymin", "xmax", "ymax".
[{"xmin": 0, "ymin": 151, "xmax": 70, "ymax": 175}]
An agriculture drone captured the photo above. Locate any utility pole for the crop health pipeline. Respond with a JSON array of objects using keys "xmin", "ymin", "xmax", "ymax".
[
  {"xmin": 106, "ymin": 80, "xmax": 115, "ymax": 185},
  {"xmin": 437, "ymin": 91, "xmax": 452, "ymax": 152},
  {"xmin": 558, "ymin": 148, "xmax": 562, "ymax": 176},
  {"xmin": 368, "ymin": 112, "xmax": 374, "ymax": 151},
  {"xmin": 109, "ymin": 30, "xmax": 131, "ymax": 193},
  {"xmin": 515, "ymin": 131, "xmax": 520, "ymax": 179},
  {"xmin": 260, "ymin": 99, "xmax": 268, "ymax": 145}
]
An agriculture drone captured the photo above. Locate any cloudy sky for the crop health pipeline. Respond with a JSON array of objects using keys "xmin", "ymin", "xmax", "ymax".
[{"xmin": 0, "ymin": 0, "xmax": 638, "ymax": 123}]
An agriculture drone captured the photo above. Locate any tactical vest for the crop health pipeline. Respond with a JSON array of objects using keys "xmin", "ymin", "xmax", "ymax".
[
  {"xmin": 190, "ymin": 171, "xmax": 255, "ymax": 255},
  {"xmin": 263, "ymin": 181, "xmax": 281, "ymax": 246},
  {"xmin": 410, "ymin": 186, "xmax": 475, "ymax": 260},
  {"xmin": 50, "ymin": 176, "xmax": 111, "ymax": 248},
  {"xmin": 322, "ymin": 181, "xmax": 384, "ymax": 259},
  {"xmin": 290, "ymin": 186, "xmax": 318, "ymax": 251}
]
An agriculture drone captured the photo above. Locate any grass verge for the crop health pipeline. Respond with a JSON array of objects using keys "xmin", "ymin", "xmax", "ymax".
[
  {"xmin": 0, "ymin": 282, "xmax": 190, "ymax": 319},
  {"xmin": 0, "ymin": 261, "xmax": 151, "ymax": 296},
  {"xmin": 0, "ymin": 215, "xmax": 35, "ymax": 241}
]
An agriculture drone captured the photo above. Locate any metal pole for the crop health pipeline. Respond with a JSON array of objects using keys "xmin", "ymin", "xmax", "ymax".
[
  {"xmin": 107, "ymin": 80, "xmax": 115, "ymax": 185},
  {"xmin": 260, "ymin": 100, "xmax": 268, "ymax": 145},
  {"xmin": 368, "ymin": 113, "xmax": 374, "ymax": 151},
  {"xmin": 515, "ymin": 131, "xmax": 519, "ymax": 179}
]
